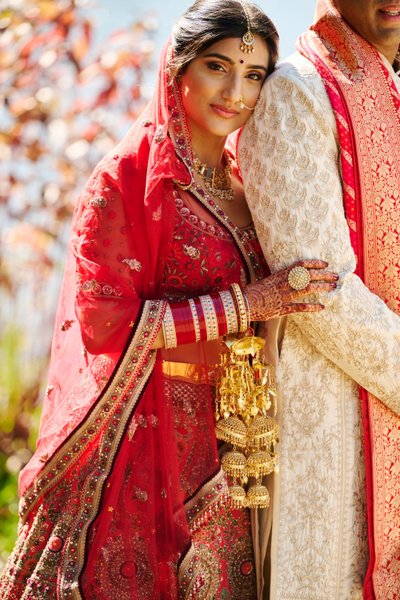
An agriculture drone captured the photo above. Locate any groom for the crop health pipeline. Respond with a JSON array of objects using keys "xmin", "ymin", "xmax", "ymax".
[{"xmin": 240, "ymin": 1, "xmax": 400, "ymax": 599}]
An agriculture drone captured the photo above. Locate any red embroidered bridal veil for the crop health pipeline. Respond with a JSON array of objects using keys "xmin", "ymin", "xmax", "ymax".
[
  {"xmin": 0, "ymin": 42, "xmax": 225, "ymax": 599},
  {"xmin": 18, "ymin": 40, "xmax": 189, "ymax": 494}
]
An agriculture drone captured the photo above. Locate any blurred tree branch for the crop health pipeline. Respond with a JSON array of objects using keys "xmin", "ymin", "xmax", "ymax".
[{"xmin": 1, "ymin": 0, "xmax": 155, "ymax": 241}]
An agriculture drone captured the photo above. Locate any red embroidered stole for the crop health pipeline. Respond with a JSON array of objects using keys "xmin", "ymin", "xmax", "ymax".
[{"xmin": 298, "ymin": 3, "xmax": 400, "ymax": 598}]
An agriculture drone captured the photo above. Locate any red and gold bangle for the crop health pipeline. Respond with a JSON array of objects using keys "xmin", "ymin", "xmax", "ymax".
[
  {"xmin": 163, "ymin": 285, "xmax": 248, "ymax": 348},
  {"xmin": 242, "ymin": 289, "xmax": 251, "ymax": 325},
  {"xmin": 166, "ymin": 299, "xmax": 197, "ymax": 347},
  {"xmin": 209, "ymin": 292, "xmax": 227, "ymax": 337},
  {"xmin": 230, "ymin": 282, "xmax": 249, "ymax": 332},
  {"xmin": 172, "ymin": 301, "xmax": 196, "ymax": 346},
  {"xmin": 164, "ymin": 295, "xmax": 226, "ymax": 347},
  {"xmin": 193, "ymin": 297, "xmax": 207, "ymax": 340}
]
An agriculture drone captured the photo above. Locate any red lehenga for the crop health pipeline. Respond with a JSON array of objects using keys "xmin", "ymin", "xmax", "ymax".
[{"xmin": 0, "ymin": 43, "xmax": 267, "ymax": 599}]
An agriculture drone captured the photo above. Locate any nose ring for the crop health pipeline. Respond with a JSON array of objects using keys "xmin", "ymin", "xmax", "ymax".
[{"xmin": 239, "ymin": 96, "xmax": 255, "ymax": 111}]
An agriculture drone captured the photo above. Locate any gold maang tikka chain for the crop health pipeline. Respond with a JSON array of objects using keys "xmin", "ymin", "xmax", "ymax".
[
  {"xmin": 192, "ymin": 152, "xmax": 235, "ymax": 202},
  {"xmin": 239, "ymin": 0, "xmax": 255, "ymax": 54}
]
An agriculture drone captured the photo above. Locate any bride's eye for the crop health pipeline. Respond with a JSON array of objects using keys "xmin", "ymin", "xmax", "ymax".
[
  {"xmin": 247, "ymin": 72, "xmax": 263, "ymax": 81},
  {"xmin": 207, "ymin": 61, "xmax": 226, "ymax": 72}
]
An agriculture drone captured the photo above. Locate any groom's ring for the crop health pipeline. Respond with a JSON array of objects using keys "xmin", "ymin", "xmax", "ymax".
[{"xmin": 288, "ymin": 266, "xmax": 311, "ymax": 291}]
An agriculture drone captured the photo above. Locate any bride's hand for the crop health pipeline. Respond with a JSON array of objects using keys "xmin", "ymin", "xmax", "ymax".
[{"xmin": 245, "ymin": 259, "xmax": 338, "ymax": 321}]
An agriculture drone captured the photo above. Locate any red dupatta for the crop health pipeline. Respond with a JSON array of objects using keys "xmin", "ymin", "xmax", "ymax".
[
  {"xmin": 298, "ymin": 2, "xmax": 400, "ymax": 597},
  {"xmin": 19, "ymin": 41, "xmax": 190, "ymax": 497}
]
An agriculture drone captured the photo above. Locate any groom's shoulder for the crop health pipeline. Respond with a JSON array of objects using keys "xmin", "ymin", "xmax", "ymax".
[
  {"xmin": 271, "ymin": 51, "xmax": 320, "ymax": 84},
  {"xmin": 263, "ymin": 51, "xmax": 327, "ymax": 105}
]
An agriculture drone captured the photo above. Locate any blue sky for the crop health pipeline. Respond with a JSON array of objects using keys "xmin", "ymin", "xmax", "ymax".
[{"xmin": 97, "ymin": 0, "xmax": 317, "ymax": 61}]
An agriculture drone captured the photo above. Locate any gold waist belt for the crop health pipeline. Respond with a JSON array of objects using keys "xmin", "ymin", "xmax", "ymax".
[{"xmin": 161, "ymin": 361, "xmax": 217, "ymax": 385}]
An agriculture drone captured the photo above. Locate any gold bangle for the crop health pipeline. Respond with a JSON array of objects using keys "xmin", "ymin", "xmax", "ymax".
[
  {"xmin": 188, "ymin": 298, "xmax": 201, "ymax": 343},
  {"xmin": 242, "ymin": 289, "xmax": 251, "ymax": 324},
  {"xmin": 230, "ymin": 283, "xmax": 249, "ymax": 333}
]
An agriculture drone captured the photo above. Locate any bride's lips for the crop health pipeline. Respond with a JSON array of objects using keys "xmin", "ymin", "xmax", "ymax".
[
  {"xmin": 378, "ymin": 5, "xmax": 400, "ymax": 21},
  {"xmin": 210, "ymin": 104, "xmax": 240, "ymax": 118}
]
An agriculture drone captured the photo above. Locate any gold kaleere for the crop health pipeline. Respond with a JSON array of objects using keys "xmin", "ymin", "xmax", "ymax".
[{"xmin": 215, "ymin": 335, "xmax": 278, "ymax": 509}]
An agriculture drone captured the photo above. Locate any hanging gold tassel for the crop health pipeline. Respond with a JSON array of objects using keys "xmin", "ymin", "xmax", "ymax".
[{"xmin": 215, "ymin": 335, "xmax": 278, "ymax": 509}]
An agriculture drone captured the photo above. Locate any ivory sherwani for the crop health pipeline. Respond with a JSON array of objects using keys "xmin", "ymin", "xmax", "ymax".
[{"xmin": 239, "ymin": 46, "xmax": 400, "ymax": 600}]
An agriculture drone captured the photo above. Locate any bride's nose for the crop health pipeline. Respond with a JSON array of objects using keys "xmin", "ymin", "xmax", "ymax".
[{"xmin": 221, "ymin": 73, "xmax": 242, "ymax": 105}]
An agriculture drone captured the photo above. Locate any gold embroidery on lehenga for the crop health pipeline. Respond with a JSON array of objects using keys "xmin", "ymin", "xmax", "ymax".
[
  {"xmin": 86, "ymin": 534, "xmax": 156, "ymax": 600},
  {"xmin": 178, "ymin": 499, "xmax": 256, "ymax": 600}
]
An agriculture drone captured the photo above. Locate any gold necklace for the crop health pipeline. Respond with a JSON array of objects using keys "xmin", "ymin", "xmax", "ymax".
[{"xmin": 192, "ymin": 152, "xmax": 235, "ymax": 202}]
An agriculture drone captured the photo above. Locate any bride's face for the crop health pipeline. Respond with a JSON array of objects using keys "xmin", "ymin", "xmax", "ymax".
[{"xmin": 179, "ymin": 35, "xmax": 269, "ymax": 146}]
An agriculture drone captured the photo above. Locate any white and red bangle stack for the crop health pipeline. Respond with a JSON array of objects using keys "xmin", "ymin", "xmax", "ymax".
[{"xmin": 162, "ymin": 283, "xmax": 251, "ymax": 349}]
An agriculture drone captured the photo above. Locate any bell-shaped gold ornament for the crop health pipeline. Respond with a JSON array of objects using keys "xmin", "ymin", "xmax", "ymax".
[
  {"xmin": 215, "ymin": 414, "xmax": 247, "ymax": 448},
  {"xmin": 245, "ymin": 450, "xmax": 276, "ymax": 479},
  {"xmin": 229, "ymin": 484, "xmax": 247, "ymax": 509},
  {"xmin": 246, "ymin": 414, "xmax": 279, "ymax": 451},
  {"xmin": 246, "ymin": 483, "xmax": 270, "ymax": 509},
  {"xmin": 221, "ymin": 450, "xmax": 247, "ymax": 479},
  {"xmin": 230, "ymin": 335, "xmax": 265, "ymax": 356}
]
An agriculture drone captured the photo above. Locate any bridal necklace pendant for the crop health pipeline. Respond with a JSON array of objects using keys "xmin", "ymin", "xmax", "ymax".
[{"xmin": 192, "ymin": 152, "xmax": 235, "ymax": 202}]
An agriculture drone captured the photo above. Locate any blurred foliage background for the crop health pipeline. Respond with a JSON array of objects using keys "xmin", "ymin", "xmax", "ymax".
[{"xmin": 0, "ymin": 0, "xmax": 156, "ymax": 567}]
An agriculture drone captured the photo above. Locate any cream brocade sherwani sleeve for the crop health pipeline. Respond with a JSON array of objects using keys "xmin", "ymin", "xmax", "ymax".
[
  {"xmin": 240, "ymin": 53, "xmax": 400, "ymax": 600},
  {"xmin": 241, "ymin": 54, "xmax": 400, "ymax": 409}
]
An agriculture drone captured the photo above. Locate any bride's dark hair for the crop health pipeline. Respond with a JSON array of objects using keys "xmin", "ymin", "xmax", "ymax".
[{"xmin": 170, "ymin": 0, "xmax": 279, "ymax": 77}]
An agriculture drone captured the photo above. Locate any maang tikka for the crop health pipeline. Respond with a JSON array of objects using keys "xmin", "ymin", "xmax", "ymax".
[{"xmin": 239, "ymin": 0, "xmax": 255, "ymax": 54}]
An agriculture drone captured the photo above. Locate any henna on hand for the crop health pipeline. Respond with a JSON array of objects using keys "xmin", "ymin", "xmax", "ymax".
[
  {"xmin": 244, "ymin": 259, "xmax": 338, "ymax": 321},
  {"xmin": 245, "ymin": 278, "xmax": 284, "ymax": 321}
]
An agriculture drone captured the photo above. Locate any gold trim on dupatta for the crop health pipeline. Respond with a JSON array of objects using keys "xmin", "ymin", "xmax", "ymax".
[{"xmin": 178, "ymin": 470, "xmax": 230, "ymax": 598}]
